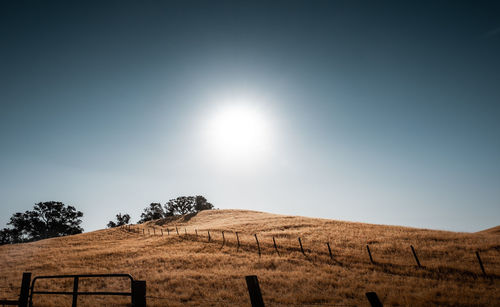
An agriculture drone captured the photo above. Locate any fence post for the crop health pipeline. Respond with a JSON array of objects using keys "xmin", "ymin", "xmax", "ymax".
[
  {"xmin": 410, "ymin": 245, "xmax": 421, "ymax": 268},
  {"xmin": 476, "ymin": 251, "xmax": 486, "ymax": 276},
  {"xmin": 367, "ymin": 245, "xmax": 374, "ymax": 264},
  {"xmin": 272, "ymin": 237, "xmax": 280, "ymax": 256},
  {"xmin": 18, "ymin": 272, "xmax": 31, "ymax": 307},
  {"xmin": 195, "ymin": 229, "xmax": 198, "ymax": 237},
  {"xmin": 298, "ymin": 237, "xmax": 305, "ymax": 256},
  {"xmin": 236, "ymin": 232, "xmax": 241, "ymax": 251},
  {"xmin": 365, "ymin": 292, "xmax": 383, "ymax": 307},
  {"xmin": 222, "ymin": 231, "xmax": 225, "ymax": 247},
  {"xmin": 326, "ymin": 242, "xmax": 333, "ymax": 260},
  {"xmin": 254, "ymin": 234, "xmax": 261, "ymax": 257},
  {"xmin": 72, "ymin": 276, "xmax": 79, "ymax": 307},
  {"xmin": 184, "ymin": 228, "xmax": 187, "ymax": 235},
  {"xmin": 176, "ymin": 227, "xmax": 179, "ymax": 235},
  {"xmin": 167, "ymin": 228, "xmax": 170, "ymax": 235},
  {"xmin": 245, "ymin": 275, "xmax": 265, "ymax": 307},
  {"xmin": 208, "ymin": 230, "xmax": 211, "ymax": 242},
  {"xmin": 131, "ymin": 280, "xmax": 146, "ymax": 307}
]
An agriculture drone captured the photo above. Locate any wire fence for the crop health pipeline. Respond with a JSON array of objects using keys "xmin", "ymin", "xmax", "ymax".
[{"xmin": 119, "ymin": 224, "xmax": 498, "ymax": 279}]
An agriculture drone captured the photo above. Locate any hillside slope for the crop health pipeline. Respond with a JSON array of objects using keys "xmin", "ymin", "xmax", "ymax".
[
  {"xmin": 1, "ymin": 209, "xmax": 499, "ymax": 306},
  {"xmin": 478, "ymin": 225, "xmax": 500, "ymax": 235}
]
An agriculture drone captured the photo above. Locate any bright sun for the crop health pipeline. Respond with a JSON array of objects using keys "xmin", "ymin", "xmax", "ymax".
[{"xmin": 205, "ymin": 104, "xmax": 272, "ymax": 165}]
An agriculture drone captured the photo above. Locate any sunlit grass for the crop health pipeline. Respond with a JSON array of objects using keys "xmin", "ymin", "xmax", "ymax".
[{"xmin": 0, "ymin": 209, "xmax": 498, "ymax": 306}]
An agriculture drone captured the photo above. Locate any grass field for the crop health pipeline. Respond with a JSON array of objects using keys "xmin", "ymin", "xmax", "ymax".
[{"xmin": 0, "ymin": 209, "xmax": 499, "ymax": 306}]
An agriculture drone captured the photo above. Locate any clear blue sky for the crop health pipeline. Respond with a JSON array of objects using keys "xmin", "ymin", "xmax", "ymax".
[{"xmin": 1, "ymin": 1, "xmax": 499, "ymax": 232}]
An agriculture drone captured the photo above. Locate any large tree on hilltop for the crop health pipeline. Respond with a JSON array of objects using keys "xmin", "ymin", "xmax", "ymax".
[
  {"xmin": 3, "ymin": 201, "xmax": 83, "ymax": 243},
  {"xmin": 194, "ymin": 195, "xmax": 214, "ymax": 212},
  {"xmin": 165, "ymin": 196, "xmax": 195, "ymax": 216},
  {"xmin": 165, "ymin": 195, "xmax": 214, "ymax": 216}
]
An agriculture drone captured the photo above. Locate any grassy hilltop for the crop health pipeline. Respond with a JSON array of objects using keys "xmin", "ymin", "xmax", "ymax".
[{"xmin": 0, "ymin": 209, "xmax": 499, "ymax": 306}]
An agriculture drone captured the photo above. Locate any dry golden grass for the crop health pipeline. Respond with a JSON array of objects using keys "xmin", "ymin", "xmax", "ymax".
[{"xmin": 0, "ymin": 209, "xmax": 499, "ymax": 306}]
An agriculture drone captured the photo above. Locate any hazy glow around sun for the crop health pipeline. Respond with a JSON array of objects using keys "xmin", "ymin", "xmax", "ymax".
[{"xmin": 205, "ymin": 103, "xmax": 273, "ymax": 166}]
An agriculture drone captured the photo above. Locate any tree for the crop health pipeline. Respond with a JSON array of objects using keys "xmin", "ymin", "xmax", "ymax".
[
  {"xmin": 4, "ymin": 201, "xmax": 83, "ymax": 243},
  {"xmin": 107, "ymin": 213, "xmax": 131, "ymax": 228},
  {"xmin": 165, "ymin": 195, "xmax": 214, "ymax": 216},
  {"xmin": 165, "ymin": 196, "xmax": 195, "ymax": 216},
  {"xmin": 138, "ymin": 203, "xmax": 165, "ymax": 223},
  {"xmin": 194, "ymin": 195, "xmax": 214, "ymax": 212}
]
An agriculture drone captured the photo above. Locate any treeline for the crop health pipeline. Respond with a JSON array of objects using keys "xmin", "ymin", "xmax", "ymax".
[
  {"xmin": 1, "ymin": 196, "xmax": 214, "ymax": 245},
  {"xmin": 106, "ymin": 195, "xmax": 214, "ymax": 227},
  {"xmin": 138, "ymin": 195, "xmax": 214, "ymax": 223}
]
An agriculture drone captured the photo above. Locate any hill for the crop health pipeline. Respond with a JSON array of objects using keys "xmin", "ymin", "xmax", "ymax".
[
  {"xmin": 0, "ymin": 209, "xmax": 499, "ymax": 306},
  {"xmin": 478, "ymin": 225, "xmax": 500, "ymax": 235}
]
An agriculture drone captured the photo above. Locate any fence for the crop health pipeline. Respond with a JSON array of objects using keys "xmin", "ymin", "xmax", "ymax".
[
  {"xmin": 0, "ymin": 273, "xmax": 146, "ymax": 307},
  {"xmin": 1, "ymin": 272, "xmax": 384, "ymax": 307},
  {"xmin": 120, "ymin": 224, "xmax": 494, "ymax": 278}
]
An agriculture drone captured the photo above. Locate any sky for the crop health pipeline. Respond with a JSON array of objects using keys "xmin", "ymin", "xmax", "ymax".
[{"xmin": 1, "ymin": 1, "xmax": 499, "ymax": 233}]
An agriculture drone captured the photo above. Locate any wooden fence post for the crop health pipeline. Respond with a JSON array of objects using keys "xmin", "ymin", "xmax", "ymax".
[
  {"xmin": 326, "ymin": 242, "xmax": 333, "ymax": 260},
  {"xmin": 367, "ymin": 245, "xmax": 374, "ymax": 264},
  {"xmin": 255, "ymin": 234, "xmax": 261, "ymax": 257},
  {"xmin": 236, "ymin": 232, "xmax": 241, "ymax": 251},
  {"xmin": 298, "ymin": 237, "xmax": 305, "ymax": 256},
  {"xmin": 72, "ymin": 276, "xmax": 79, "ymax": 307},
  {"xmin": 18, "ymin": 272, "xmax": 31, "ymax": 307},
  {"xmin": 476, "ymin": 251, "xmax": 486, "ymax": 276},
  {"xmin": 131, "ymin": 280, "xmax": 146, "ymax": 307},
  {"xmin": 195, "ymin": 229, "xmax": 198, "ymax": 237},
  {"xmin": 208, "ymin": 230, "xmax": 211, "ymax": 242},
  {"xmin": 366, "ymin": 291, "xmax": 383, "ymax": 307},
  {"xmin": 222, "ymin": 231, "xmax": 225, "ymax": 247},
  {"xmin": 176, "ymin": 227, "xmax": 179, "ymax": 235},
  {"xmin": 272, "ymin": 237, "xmax": 280, "ymax": 256},
  {"xmin": 245, "ymin": 275, "xmax": 265, "ymax": 307},
  {"xmin": 410, "ymin": 245, "xmax": 421, "ymax": 268}
]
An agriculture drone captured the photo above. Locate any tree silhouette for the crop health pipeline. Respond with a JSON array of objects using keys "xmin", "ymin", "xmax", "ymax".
[
  {"xmin": 165, "ymin": 195, "xmax": 214, "ymax": 216},
  {"xmin": 2, "ymin": 201, "xmax": 83, "ymax": 243},
  {"xmin": 138, "ymin": 203, "xmax": 165, "ymax": 223},
  {"xmin": 165, "ymin": 196, "xmax": 195, "ymax": 216},
  {"xmin": 107, "ymin": 213, "xmax": 131, "ymax": 228},
  {"xmin": 194, "ymin": 195, "xmax": 214, "ymax": 212}
]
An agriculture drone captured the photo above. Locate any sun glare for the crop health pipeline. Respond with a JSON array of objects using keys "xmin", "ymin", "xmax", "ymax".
[{"xmin": 205, "ymin": 104, "xmax": 272, "ymax": 165}]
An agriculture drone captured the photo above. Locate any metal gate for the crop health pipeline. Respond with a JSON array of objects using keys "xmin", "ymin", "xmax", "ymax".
[{"xmin": 0, "ymin": 272, "xmax": 146, "ymax": 307}]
